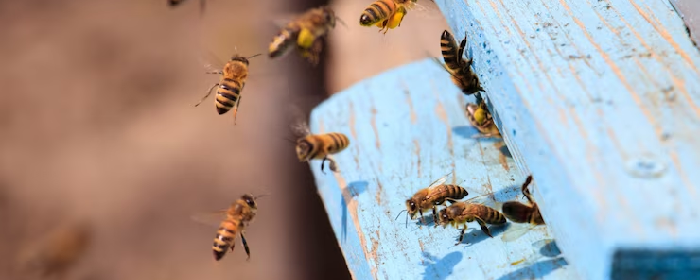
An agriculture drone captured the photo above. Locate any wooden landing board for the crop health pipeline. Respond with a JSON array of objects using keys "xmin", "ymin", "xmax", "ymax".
[
  {"xmin": 433, "ymin": 0, "xmax": 700, "ymax": 279},
  {"xmin": 308, "ymin": 59, "xmax": 575, "ymax": 280}
]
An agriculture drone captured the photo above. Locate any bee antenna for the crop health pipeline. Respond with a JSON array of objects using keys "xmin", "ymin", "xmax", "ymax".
[
  {"xmin": 405, "ymin": 210, "xmax": 409, "ymax": 228},
  {"xmin": 394, "ymin": 210, "xmax": 407, "ymax": 221},
  {"xmin": 247, "ymin": 53, "xmax": 263, "ymax": 59},
  {"xmin": 335, "ymin": 16, "xmax": 348, "ymax": 29},
  {"xmin": 254, "ymin": 192, "xmax": 272, "ymax": 200}
]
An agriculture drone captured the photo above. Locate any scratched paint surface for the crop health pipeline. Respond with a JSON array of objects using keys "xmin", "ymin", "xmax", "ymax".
[
  {"xmin": 308, "ymin": 59, "xmax": 575, "ymax": 280},
  {"xmin": 434, "ymin": 0, "xmax": 700, "ymax": 279}
]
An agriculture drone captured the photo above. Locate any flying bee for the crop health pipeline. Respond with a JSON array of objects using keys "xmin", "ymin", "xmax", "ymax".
[
  {"xmin": 16, "ymin": 220, "xmax": 94, "ymax": 279},
  {"xmin": 466, "ymin": 101, "xmax": 501, "ymax": 138},
  {"xmin": 438, "ymin": 201, "xmax": 506, "ymax": 245},
  {"xmin": 269, "ymin": 6, "xmax": 343, "ymax": 66},
  {"xmin": 289, "ymin": 117, "xmax": 350, "ymax": 174},
  {"xmin": 194, "ymin": 53, "xmax": 262, "ymax": 125},
  {"xmin": 435, "ymin": 30, "xmax": 484, "ymax": 97},
  {"xmin": 396, "ymin": 174, "xmax": 469, "ymax": 227},
  {"xmin": 359, "ymin": 0, "xmax": 422, "ymax": 34},
  {"xmin": 192, "ymin": 194, "xmax": 268, "ymax": 261}
]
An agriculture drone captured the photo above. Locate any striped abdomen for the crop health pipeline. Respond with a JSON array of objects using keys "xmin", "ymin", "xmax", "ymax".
[
  {"xmin": 432, "ymin": 184, "xmax": 468, "ymax": 205},
  {"xmin": 359, "ymin": 0, "xmax": 395, "ymax": 26},
  {"xmin": 269, "ymin": 23, "xmax": 301, "ymax": 58},
  {"xmin": 501, "ymin": 202, "xmax": 544, "ymax": 225},
  {"xmin": 440, "ymin": 30, "xmax": 465, "ymax": 77},
  {"xmin": 215, "ymin": 77, "xmax": 244, "ymax": 115},
  {"xmin": 467, "ymin": 204, "xmax": 506, "ymax": 225},
  {"xmin": 212, "ymin": 218, "xmax": 241, "ymax": 261},
  {"xmin": 304, "ymin": 133, "xmax": 350, "ymax": 160}
]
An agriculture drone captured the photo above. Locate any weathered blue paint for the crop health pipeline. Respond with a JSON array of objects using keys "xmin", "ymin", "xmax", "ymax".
[
  {"xmin": 433, "ymin": 0, "xmax": 700, "ymax": 279},
  {"xmin": 308, "ymin": 59, "xmax": 576, "ymax": 279}
]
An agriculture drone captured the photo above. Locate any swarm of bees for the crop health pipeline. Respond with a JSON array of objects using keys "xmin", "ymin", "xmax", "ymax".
[{"xmin": 167, "ymin": 0, "xmax": 547, "ymax": 271}]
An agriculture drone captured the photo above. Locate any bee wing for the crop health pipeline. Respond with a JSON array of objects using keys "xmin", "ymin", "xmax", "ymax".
[
  {"xmin": 501, "ymin": 223, "xmax": 536, "ymax": 243},
  {"xmin": 198, "ymin": 50, "xmax": 225, "ymax": 73},
  {"xmin": 190, "ymin": 211, "xmax": 228, "ymax": 227},
  {"xmin": 287, "ymin": 105, "xmax": 311, "ymax": 138},
  {"xmin": 427, "ymin": 171, "xmax": 453, "ymax": 189},
  {"xmin": 405, "ymin": 1, "xmax": 442, "ymax": 19}
]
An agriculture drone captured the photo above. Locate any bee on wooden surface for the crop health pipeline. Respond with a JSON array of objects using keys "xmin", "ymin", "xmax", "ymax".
[
  {"xmin": 194, "ymin": 53, "xmax": 262, "ymax": 125},
  {"xmin": 396, "ymin": 174, "xmax": 469, "ymax": 227},
  {"xmin": 16, "ymin": 221, "xmax": 94, "ymax": 279},
  {"xmin": 167, "ymin": 0, "xmax": 205, "ymax": 16},
  {"xmin": 269, "ymin": 6, "xmax": 342, "ymax": 66},
  {"xmin": 289, "ymin": 119, "xmax": 350, "ymax": 174},
  {"xmin": 466, "ymin": 101, "xmax": 501, "ymax": 138},
  {"xmin": 438, "ymin": 201, "xmax": 506, "ymax": 245},
  {"xmin": 501, "ymin": 175, "xmax": 546, "ymax": 242},
  {"xmin": 502, "ymin": 175, "xmax": 543, "ymax": 225},
  {"xmin": 192, "ymin": 194, "xmax": 268, "ymax": 261},
  {"xmin": 435, "ymin": 30, "xmax": 484, "ymax": 96}
]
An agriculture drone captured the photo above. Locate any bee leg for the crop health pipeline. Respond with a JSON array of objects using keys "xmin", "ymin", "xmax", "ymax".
[
  {"xmin": 418, "ymin": 209, "xmax": 426, "ymax": 227},
  {"xmin": 240, "ymin": 231, "xmax": 251, "ymax": 261},
  {"xmin": 386, "ymin": 6, "xmax": 407, "ymax": 31},
  {"xmin": 320, "ymin": 156, "xmax": 328, "ymax": 174},
  {"xmin": 305, "ymin": 38, "xmax": 324, "ymax": 66},
  {"xmin": 232, "ymin": 95, "xmax": 242, "ymax": 125},
  {"xmin": 458, "ymin": 33, "xmax": 467, "ymax": 61},
  {"xmin": 455, "ymin": 226, "xmax": 466, "ymax": 246},
  {"xmin": 475, "ymin": 217, "xmax": 494, "ymax": 238},
  {"xmin": 195, "ymin": 83, "xmax": 219, "ymax": 107},
  {"xmin": 432, "ymin": 206, "xmax": 439, "ymax": 228}
]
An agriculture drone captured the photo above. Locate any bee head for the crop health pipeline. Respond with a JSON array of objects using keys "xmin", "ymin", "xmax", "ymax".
[
  {"xmin": 438, "ymin": 208, "xmax": 451, "ymax": 227},
  {"xmin": 241, "ymin": 194, "xmax": 257, "ymax": 208},
  {"xmin": 295, "ymin": 139, "xmax": 312, "ymax": 162},
  {"xmin": 231, "ymin": 56, "xmax": 250, "ymax": 65},
  {"xmin": 321, "ymin": 6, "xmax": 336, "ymax": 27},
  {"xmin": 405, "ymin": 199, "xmax": 418, "ymax": 217},
  {"xmin": 231, "ymin": 53, "xmax": 262, "ymax": 66}
]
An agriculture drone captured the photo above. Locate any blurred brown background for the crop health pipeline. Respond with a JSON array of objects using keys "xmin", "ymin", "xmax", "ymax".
[{"xmin": 0, "ymin": 0, "xmax": 447, "ymax": 279}]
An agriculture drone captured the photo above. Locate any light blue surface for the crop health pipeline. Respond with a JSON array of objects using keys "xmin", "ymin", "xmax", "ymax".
[
  {"xmin": 432, "ymin": 0, "xmax": 700, "ymax": 279},
  {"xmin": 308, "ymin": 59, "xmax": 575, "ymax": 279}
]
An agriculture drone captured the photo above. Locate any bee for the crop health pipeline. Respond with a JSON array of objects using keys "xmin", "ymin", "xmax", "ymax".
[
  {"xmin": 466, "ymin": 101, "xmax": 501, "ymax": 138},
  {"xmin": 398, "ymin": 174, "xmax": 469, "ymax": 227},
  {"xmin": 206, "ymin": 194, "xmax": 267, "ymax": 261},
  {"xmin": 438, "ymin": 201, "xmax": 506, "ymax": 245},
  {"xmin": 502, "ymin": 175, "xmax": 544, "ymax": 225},
  {"xmin": 269, "ymin": 6, "xmax": 341, "ymax": 66},
  {"xmin": 438, "ymin": 30, "xmax": 484, "ymax": 96},
  {"xmin": 290, "ymin": 119, "xmax": 350, "ymax": 174},
  {"xmin": 359, "ymin": 0, "xmax": 420, "ymax": 34},
  {"xmin": 167, "ymin": 0, "xmax": 206, "ymax": 16},
  {"xmin": 194, "ymin": 53, "xmax": 262, "ymax": 125},
  {"xmin": 16, "ymin": 221, "xmax": 94, "ymax": 279}
]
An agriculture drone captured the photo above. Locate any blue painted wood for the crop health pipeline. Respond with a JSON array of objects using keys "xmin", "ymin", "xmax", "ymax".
[
  {"xmin": 308, "ymin": 59, "xmax": 576, "ymax": 280},
  {"xmin": 432, "ymin": 0, "xmax": 700, "ymax": 279}
]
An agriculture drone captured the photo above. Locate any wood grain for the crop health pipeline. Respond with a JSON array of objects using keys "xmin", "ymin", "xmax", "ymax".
[
  {"xmin": 308, "ymin": 59, "xmax": 576, "ymax": 279},
  {"xmin": 433, "ymin": 0, "xmax": 700, "ymax": 279}
]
